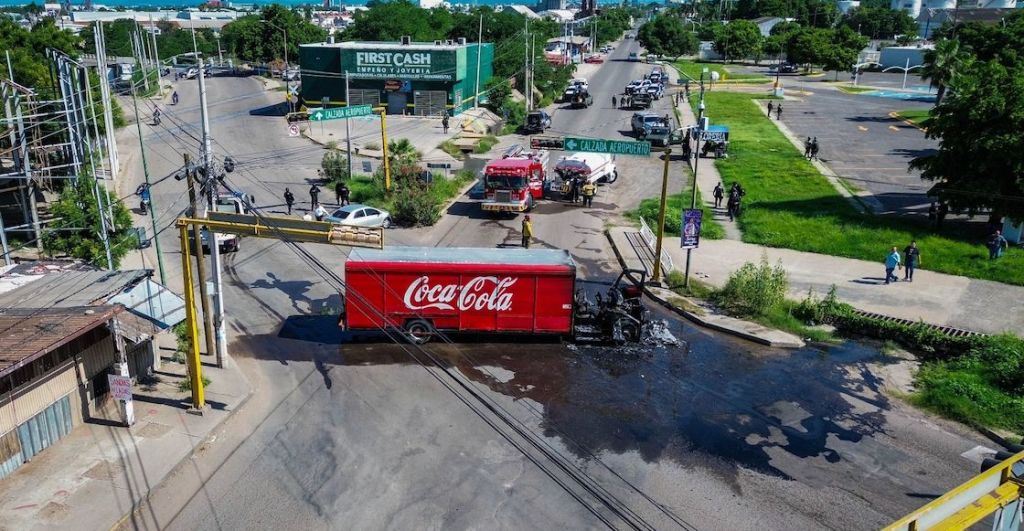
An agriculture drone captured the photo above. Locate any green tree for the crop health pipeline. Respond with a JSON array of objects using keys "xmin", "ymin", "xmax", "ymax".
[
  {"xmin": 713, "ymin": 20, "xmax": 762, "ymax": 62},
  {"xmin": 43, "ymin": 176, "xmax": 134, "ymax": 268},
  {"xmin": 343, "ymin": 0, "xmax": 446, "ymax": 42},
  {"xmin": 637, "ymin": 15, "xmax": 699, "ymax": 58},
  {"xmin": 784, "ymin": 27, "xmax": 831, "ymax": 69},
  {"xmin": 387, "ymin": 138, "xmax": 421, "ymax": 169},
  {"xmin": 840, "ymin": 6, "xmax": 917, "ymax": 40},
  {"xmin": 220, "ymin": 4, "xmax": 326, "ymax": 63},
  {"xmin": 822, "ymin": 27, "xmax": 868, "ymax": 78},
  {"xmin": 910, "ymin": 59, "xmax": 1024, "ymax": 220},
  {"xmin": 921, "ymin": 38, "xmax": 965, "ymax": 105},
  {"xmin": 0, "ymin": 18, "xmax": 79, "ymax": 94}
]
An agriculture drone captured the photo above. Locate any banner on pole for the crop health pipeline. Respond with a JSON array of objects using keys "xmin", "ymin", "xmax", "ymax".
[{"xmin": 681, "ymin": 208, "xmax": 702, "ymax": 249}]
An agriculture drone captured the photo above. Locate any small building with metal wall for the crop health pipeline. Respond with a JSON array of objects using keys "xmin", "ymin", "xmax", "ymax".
[
  {"xmin": 0, "ymin": 306, "xmax": 128, "ymax": 480},
  {"xmin": 299, "ymin": 38, "xmax": 494, "ymax": 116}
]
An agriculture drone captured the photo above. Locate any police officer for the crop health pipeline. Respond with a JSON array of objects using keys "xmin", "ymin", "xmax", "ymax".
[
  {"xmin": 284, "ymin": 188, "xmax": 295, "ymax": 215},
  {"xmin": 521, "ymin": 215, "xmax": 533, "ymax": 248}
]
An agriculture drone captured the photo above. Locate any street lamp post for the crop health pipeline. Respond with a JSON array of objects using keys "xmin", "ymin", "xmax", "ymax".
[{"xmin": 261, "ymin": 20, "xmax": 290, "ymax": 110}]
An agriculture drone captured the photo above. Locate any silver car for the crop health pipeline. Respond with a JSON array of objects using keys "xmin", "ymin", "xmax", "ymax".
[{"xmin": 325, "ymin": 203, "xmax": 392, "ymax": 228}]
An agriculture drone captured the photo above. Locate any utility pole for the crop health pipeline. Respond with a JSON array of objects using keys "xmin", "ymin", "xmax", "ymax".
[
  {"xmin": 683, "ymin": 76, "xmax": 706, "ymax": 288},
  {"xmin": 184, "ymin": 153, "xmax": 216, "ymax": 363},
  {"xmin": 651, "ymin": 147, "xmax": 672, "ymax": 284},
  {"xmin": 130, "ymin": 79, "xmax": 168, "ymax": 284},
  {"xmin": 149, "ymin": 15, "xmax": 160, "ymax": 70},
  {"xmin": 196, "ymin": 56, "xmax": 228, "ymax": 368},
  {"xmin": 108, "ymin": 316, "xmax": 135, "ymax": 426},
  {"xmin": 345, "ymin": 70, "xmax": 352, "ymax": 178},
  {"xmin": 380, "ymin": 110, "xmax": 391, "ymax": 191},
  {"xmin": 474, "ymin": 13, "xmax": 483, "ymax": 108},
  {"xmin": 95, "ymin": 22, "xmax": 119, "ymax": 181},
  {"xmin": 524, "ymin": 18, "xmax": 531, "ymax": 110}
]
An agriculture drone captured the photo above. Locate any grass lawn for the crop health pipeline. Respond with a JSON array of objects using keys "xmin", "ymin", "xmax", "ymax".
[
  {"xmin": 673, "ymin": 60, "xmax": 768, "ymax": 83},
  {"xmin": 912, "ymin": 360, "xmax": 1024, "ymax": 433},
  {"xmin": 836, "ymin": 85, "xmax": 874, "ymax": 94},
  {"xmin": 893, "ymin": 109, "xmax": 930, "ymax": 128},
  {"xmin": 698, "ymin": 91, "xmax": 1024, "ymax": 286},
  {"xmin": 627, "ymin": 187, "xmax": 725, "ymax": 241}
]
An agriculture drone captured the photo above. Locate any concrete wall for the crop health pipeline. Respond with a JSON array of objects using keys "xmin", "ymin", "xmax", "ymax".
[{"xmin": 879, "ymin": 46, "xmax": 928, "ymax": 69}]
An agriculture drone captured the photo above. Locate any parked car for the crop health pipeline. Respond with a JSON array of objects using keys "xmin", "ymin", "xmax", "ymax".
[
  {"xmin": 561, "ymin": 86, "xmax": 578, "ymax": 103},
  {"xmin": 628, "ymin": 52, "xmax": 639, "ymax": 61},
  {"xmin": 625, "ymin": 79, "xmax": 643, "ymax": 93},
  {"xmin": 631, "ymin": 111, "xmax": 666, "ymax": 136},
  {"xmin": 184, "ymin": 67, "xmax": 198, "ymax": 79},
  {"xmin": 524, "ymin": 110, "xmax": 552, "ymax": 133},
  {"xmin": 325, "ymin": 203, "xmax": 392, "ymax": 228},
  {"xmin": 571, "ymin": 78, "xmax": 589, "ymax": 91},
  {"xmin": 584, "ymin": 54, "xmax": 604, "ymax": 64},
  {"xmin": 645, "ymin": 84, "xmax": 664, "ymax": 99},
  {"xmin": 769, "ymin": 63, "xmax": 799, "ymax": 74}
]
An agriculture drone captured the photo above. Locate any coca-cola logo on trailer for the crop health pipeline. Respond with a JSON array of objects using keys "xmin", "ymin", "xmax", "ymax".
[{"xmin": 403, "ymin": 276, "xmax": 518, "ymax": 311}]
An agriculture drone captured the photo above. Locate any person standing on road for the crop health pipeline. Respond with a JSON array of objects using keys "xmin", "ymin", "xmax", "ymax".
[
  {"xmin": 521, "ymin": 215, "xmax": 533, "ymax": 248},
  {"xmin": 612, "ymin": 95, "xmax": 617, "ymax": 108},
  {"xmin": 713, "ymin": 183, "xmax": 724, "ymax": 208},
  {"xmin": 338, "ymin": 182, "xmax": 350, "ymax": 206},
  {"xmin": 987, "ymin": 230, "xmax": 1009, "ymax": 259},
  {"xmin": 775, "ymin": 103, "xmax": 783, "ymax": 120},
  {"xmin": 884, "ymin": 246, "xmax": 901, "ymax": 284},
  {"xmin": 903, "ymin": 241, "xmax": 921, "ymax": 282},
  {"xmin": 309, "ymin": 184, "xmax": 320, "ymax": 209},
  {"xmin": 803, "ymin": 137, "xmax": 812, "ymax": 158},
  {"xmin": 172, "ymin": 91, "xmax": 179, "ymax": 105},
  {"xmin": 767, "ymin": 101, "xmax": 775, "ymax": 118},
  {"xmin": 582, "ymin": 180, "xmax": 596, "ymax": 207},
  {"xmin": 284, "ymin": 188, "xmax": 295, "ymax": 215},
  {"xmin": 442, "ymin": 112, "xmax": 450, "ymax": 134},
  {"xmin": 573, "ymin": 177, "xmax": 583, "ymax": 204},
  {"xmin": 810, "ymin": 137, "xmax": 820, "ymax": 160}
]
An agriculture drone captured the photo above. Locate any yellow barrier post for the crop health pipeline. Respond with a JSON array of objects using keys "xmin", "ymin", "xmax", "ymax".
[{"xmin": 178, "ymin": 224, "xmax": 205, "ymax": 411}]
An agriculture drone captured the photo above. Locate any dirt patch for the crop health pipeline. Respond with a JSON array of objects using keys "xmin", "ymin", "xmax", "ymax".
[
  {"xmin": 135, "ymin": 422, "xmax": 172, "ymax": 439},
  {"xmin": 83, "ymin": 460, "xmax": 124, "ymax": 481}
]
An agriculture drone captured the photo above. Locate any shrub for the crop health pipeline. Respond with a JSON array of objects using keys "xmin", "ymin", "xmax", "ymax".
[
  {"xmin": 715, "ymin": 254, "xmax": 788, "ymax": 316},
  {"xmin": 321, "ymin": 148, "xmax": 349, "ymax": 187},
  {"xmin": 178, "ymin": 375, "xmax": 212, "ymax": 393},
  {"xmin": 391, "ymin": 181, "xmax": 442, "ymax": 226}
]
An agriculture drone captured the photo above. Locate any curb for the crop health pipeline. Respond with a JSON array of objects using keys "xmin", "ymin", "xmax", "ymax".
[
  {"xmin": 888, "ymin": 110, "xmax": 928, "ymax": 133},
  {"xmin": 111, "ymin": 359, "xmax": 255, "ymax": 530},
  {"xmin": 603, "ymin": 229, "xmax": 803, "ymax": 349}
]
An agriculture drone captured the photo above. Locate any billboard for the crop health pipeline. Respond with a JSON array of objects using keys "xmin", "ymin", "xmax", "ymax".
[{"xmin": 341, "ymin": 48, "xmax": 462, "ymax": 81}]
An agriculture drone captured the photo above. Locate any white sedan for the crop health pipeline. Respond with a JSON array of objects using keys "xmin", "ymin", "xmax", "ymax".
[{"xmin": 325, "ymin": 203, "xmax": 392, "ymax": 228}]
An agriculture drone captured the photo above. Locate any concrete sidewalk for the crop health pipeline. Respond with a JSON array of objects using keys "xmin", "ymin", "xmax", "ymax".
[
  {"xmin": 0, "ymin": 337, "xmax": 252, "ymax": 531},
  {"xmin": 302, "ymin": 112, "xmax": 463, "ymax": 172},
  {"xmin": 682, "ymin": 239, "xmax": 1024, "ymax": 336},
  {"xmin": 663, "ymin": 63, "xmax": 742, "ymax": 241}
]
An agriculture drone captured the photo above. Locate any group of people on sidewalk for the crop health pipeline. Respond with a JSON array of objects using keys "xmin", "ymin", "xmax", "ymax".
[
  {"xmin": 283, "ymin": 182, "xmax": 351, "ymax": 219},
  {"xmin": 883, "ymin": 242, "xmax": 922, "ymax": 284},
  {"xmin": 712, "ymin": 182, "xmax": 746, "ymax": 222},
  {"xmin": 803, "ymin": 137, "xmax": 820, "ymax": 160}
]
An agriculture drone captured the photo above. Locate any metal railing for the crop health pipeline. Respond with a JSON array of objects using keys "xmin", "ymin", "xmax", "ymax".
[{"xmin": 638, "ymin": 216, "xmax": 674, "ymax": 274}]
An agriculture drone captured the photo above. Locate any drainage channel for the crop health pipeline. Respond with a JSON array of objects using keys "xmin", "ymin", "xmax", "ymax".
[{"xmin": 850, "ymin": 309, "xmax": 984, "ymax": 338}]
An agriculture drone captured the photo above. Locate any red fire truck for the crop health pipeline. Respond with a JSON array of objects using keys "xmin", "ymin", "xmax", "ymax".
[
  {"xmin": 341, "ymin": 247, "xmax": 649, "ymax": 344},
  {"xmin": 480, "ymin": 146, "xmax": 549, "ymax": 213}
]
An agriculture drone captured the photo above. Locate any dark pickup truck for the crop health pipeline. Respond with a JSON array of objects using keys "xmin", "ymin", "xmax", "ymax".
[{"xmin": 570, "ymin": 90, "xmax": 593, "ymax": 109}]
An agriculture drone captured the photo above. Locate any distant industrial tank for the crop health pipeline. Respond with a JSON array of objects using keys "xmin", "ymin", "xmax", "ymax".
[
  {"xmin": 975, "ymin": 0, "xmax": 1016, "ymax": 8},
  {"xmin": 892, "ymin": 0, "xmax": 923, "ymax": 17},
  {"xmin": 924, "ymin": 0, "xmax": 957, "ymax": 9}
]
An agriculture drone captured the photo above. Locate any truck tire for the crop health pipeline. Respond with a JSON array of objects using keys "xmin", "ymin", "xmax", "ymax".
[
  {"xmin": 608, "ymin": 171, "xmax": 618, "ymax": 184},
  {"xmin": 405, "ymin": 319, "xmax": 434, "ymax": 344}
]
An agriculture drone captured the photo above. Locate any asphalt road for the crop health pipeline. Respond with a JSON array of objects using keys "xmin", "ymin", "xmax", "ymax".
[
  {"xmin": 115, "ymin": 43, "xmax": 990, "ymax": 531},
  {"xmin": 727, "ymin": 65, "xmax": 937, "ymax": 214}
]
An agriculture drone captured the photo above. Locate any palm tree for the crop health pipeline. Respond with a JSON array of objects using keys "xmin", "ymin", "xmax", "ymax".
[
  {"xmin": 921, "ymin": 39, "xmax": 962, "ymax": 105},
  {"xmin": 387, "ymin": 138, "xmax": 421, "ymax": 167}
]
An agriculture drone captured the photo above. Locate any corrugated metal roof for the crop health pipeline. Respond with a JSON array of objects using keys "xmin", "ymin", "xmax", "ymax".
[
  {"xmin": 0, "ymin": 270, "xmax": 150, "ymax": 308},
  {"xmin": 108, "ymin": 278, "xmax": 186, "ymax": 330},
  {"xmin": 348, "ymin": 247, "xmax": 575, "ymax": 267},
  {"xmin": 0, "ymin": 306, "xmax": 121, "ymax": 378}
]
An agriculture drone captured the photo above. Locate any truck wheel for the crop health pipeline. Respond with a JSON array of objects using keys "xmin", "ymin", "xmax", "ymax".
[
  {"xmin": 405, "ymin": 319, "xmax": 434, "ymax": 344},
  {"xmin": 608, "ymin": 171, "xmax": 618, "ymax": 184},
  {"xmin": 618, "ymin": 319, "xmax": 641, "ymax": 343}
]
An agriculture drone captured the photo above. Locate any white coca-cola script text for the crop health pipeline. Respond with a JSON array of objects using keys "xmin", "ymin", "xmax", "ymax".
[{"xmin": 403, "ymin": 276, "xmax": 517, "ymax": 311}]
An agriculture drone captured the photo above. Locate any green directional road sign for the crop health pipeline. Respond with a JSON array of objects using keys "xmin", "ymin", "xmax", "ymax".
[
  {"xmin": 309, "ymin": 105, "xmax": 374, "ymax": 122},
  {"xmin": 564, "ymin": 137, "xmax": 651, "ymax": 156}
]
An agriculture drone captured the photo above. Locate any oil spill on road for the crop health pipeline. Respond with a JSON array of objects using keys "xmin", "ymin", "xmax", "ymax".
[{"xmin": 254, "ymin": 309, "xmax": 889, "ymax": 486}]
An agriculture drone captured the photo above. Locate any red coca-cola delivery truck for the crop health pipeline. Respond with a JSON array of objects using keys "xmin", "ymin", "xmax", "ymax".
[{"xmin": 341, "ymin": 247, "xmax": 648, "ymax": 344}]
